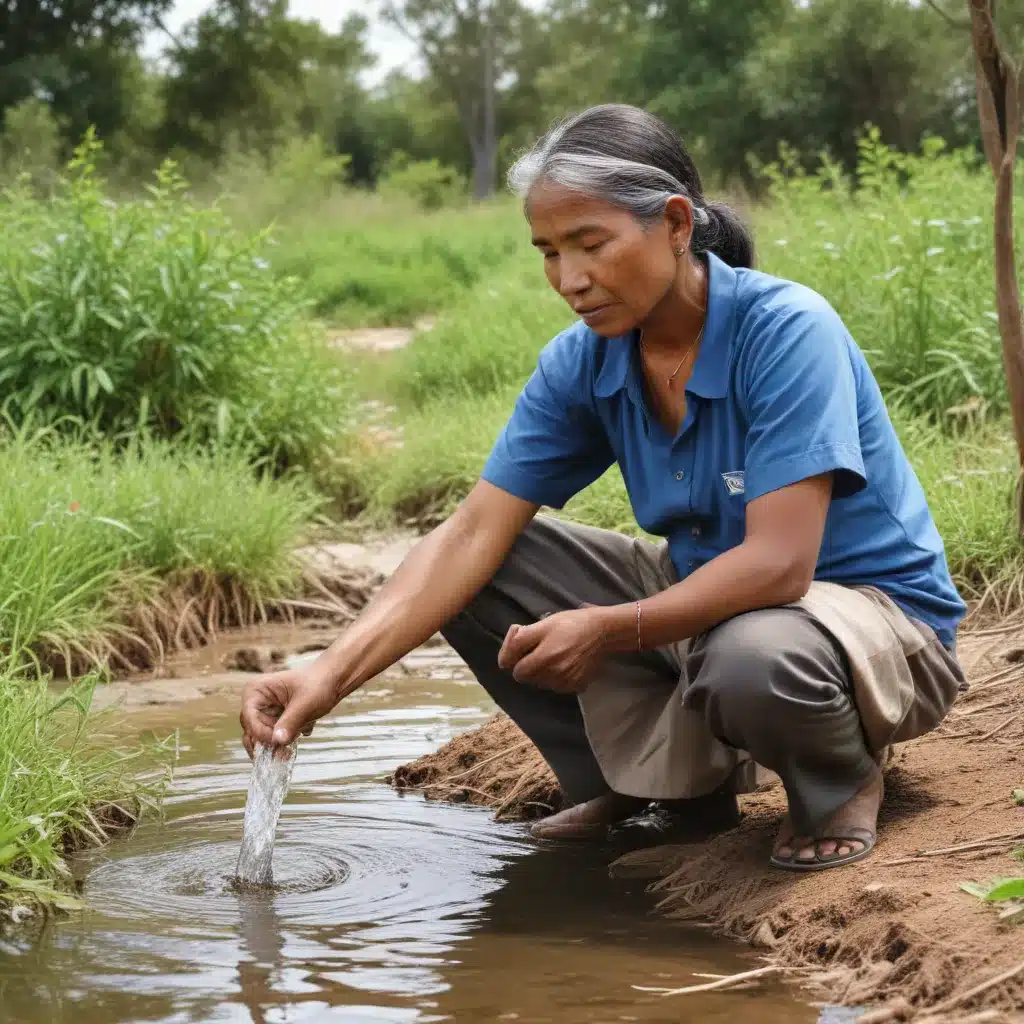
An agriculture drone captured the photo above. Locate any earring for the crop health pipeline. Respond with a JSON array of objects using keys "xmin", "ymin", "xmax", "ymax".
[{"xmin": 674, "ymin": 247, "xmax": 685, "ymax": 257}]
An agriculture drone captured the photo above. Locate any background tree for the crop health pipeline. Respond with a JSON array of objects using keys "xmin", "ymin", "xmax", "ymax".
[
  {"xmin": 382, "ymin": 0, "xmax": 533, "ymax": 199},
  {"xmin": 0, "ymin": 0, "xmax": 171, "ymax": 150}
]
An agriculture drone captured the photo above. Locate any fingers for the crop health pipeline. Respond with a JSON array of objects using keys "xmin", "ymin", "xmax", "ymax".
[
  {"xmin": 498, "ymin": 621, "xmax": 544, "ymax": 670},
  {"xmin": 271, "ymin": 688, "xmax": 325, "ymax": 747}
]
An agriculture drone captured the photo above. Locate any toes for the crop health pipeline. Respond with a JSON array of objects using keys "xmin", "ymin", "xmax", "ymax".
[{"xmin": 796, "ymin": 842, "xmax": 817, "ymax": 863}]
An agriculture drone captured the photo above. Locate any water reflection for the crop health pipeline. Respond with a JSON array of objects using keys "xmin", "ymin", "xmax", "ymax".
[{"xmin": 0, "ymin": 676, "xmax": 811, "ymax": 1024}]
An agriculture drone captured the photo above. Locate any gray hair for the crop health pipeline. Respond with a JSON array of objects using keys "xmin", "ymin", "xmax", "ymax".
[
  {"xmin": 506, "ymin": 104, "xmax": 755, "ymax": 269},
  {"xmin": 509, "ymin": 149, "xmax": 711, "ymax": 227}
]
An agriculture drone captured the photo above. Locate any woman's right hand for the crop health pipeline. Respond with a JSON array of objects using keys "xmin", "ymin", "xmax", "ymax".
[{"xmin": 239, "ymin": 667, "xmax": 340, "ymax": 758}]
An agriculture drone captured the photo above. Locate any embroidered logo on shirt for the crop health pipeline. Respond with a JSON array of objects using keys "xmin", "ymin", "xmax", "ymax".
[{"xmin": 722, "ymin": 471, "xmax": 745, "ymax": 496}]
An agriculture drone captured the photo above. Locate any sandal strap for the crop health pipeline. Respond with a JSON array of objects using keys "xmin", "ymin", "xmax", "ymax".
[{"xmin": 812, "ymin": 826, "xmax": 876, "ymax": 845}]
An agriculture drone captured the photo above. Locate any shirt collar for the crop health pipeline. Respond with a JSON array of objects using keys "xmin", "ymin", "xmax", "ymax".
[{"xmin": 593, "ymin": 252, "xmax": 738, "ymax": 403}]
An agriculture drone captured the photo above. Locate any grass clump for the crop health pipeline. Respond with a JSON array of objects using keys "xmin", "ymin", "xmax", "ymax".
[
  {"xmin": 0, "ymin": 132, "xmax": 352, "ymax": 475},
  {"xmin": 383, "ymin": 256, "xmax": 571, "ymax": 410},
  {"xmin": 271, "ymin": 195, "xmax": 528, "ymax": 327},
  {"xmin": 754, "ymin": 131, "xmax": 1009, "ymax": 423},
  {"xmin": 0, "ymin": 673, "xmax": 167, "ymax": 910},
  {"xmin": 0, "ymin": 425, "xmax": 321, "ymax": 673}
]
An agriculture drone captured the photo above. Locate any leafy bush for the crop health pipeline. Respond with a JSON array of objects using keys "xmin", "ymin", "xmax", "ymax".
[
  {"xmin": 378, "ymin": 151, "xmax": 467, "ymax": 211},
  {"xmin": 0, "ymin": 133, "xmax": 352, "ymax": 473},
  {"xmin": 0, "ymin": 97, "xmax": 62, "ymax": 195}
]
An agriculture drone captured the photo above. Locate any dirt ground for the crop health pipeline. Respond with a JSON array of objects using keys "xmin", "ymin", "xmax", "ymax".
[{"xmin": 391, "ymin": 627, "xmax": 1024, "ymax": 1023}]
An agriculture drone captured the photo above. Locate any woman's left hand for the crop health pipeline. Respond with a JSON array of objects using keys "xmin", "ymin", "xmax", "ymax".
[{"xmin": 497, "ymin": 607, "xmax": 609, "ymax": 694}]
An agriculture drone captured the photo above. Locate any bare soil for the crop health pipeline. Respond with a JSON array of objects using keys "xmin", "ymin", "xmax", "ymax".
[{"xmin": 390, "ymin": 628, "xmax": 1024, "ymax": 1022}]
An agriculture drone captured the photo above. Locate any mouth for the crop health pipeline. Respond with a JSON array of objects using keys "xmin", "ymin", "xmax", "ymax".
[{"xmin": 575, "ymin": 303, "xmax": 614, "ymax": 320}]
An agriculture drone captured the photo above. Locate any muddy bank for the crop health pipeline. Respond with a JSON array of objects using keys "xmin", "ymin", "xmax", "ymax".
[{"xmin": 390, "ymin": 629, "xmax": 1024, "ymax": 1021}]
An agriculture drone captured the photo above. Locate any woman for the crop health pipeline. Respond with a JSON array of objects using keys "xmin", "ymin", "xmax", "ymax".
[{"xmin": 241, "ymin": 104, "xmax": 967, "ymax": 872}]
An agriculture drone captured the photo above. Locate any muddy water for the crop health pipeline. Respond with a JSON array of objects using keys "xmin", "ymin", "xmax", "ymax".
[{"xmin": 0, "ymin": 641, "xmax": 815, "ymax": 1024}]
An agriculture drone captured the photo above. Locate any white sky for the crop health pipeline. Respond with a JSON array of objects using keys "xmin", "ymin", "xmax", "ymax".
[{"xmin": 143, "ymin": 1, "xmax": 419, "ymax": 84}]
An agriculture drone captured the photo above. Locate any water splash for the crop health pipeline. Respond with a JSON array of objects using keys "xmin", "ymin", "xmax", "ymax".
[{"xmin": 234, "ymin": 741, "xmax": 297, "ymax": 886}]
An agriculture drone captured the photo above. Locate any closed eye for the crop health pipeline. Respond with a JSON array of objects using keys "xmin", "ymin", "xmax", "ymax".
[{"xmin": 583, "ymin": 240, "xmax": 607, "ymax": 254}]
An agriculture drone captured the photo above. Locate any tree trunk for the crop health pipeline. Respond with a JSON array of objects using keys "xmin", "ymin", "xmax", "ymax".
[
  {"xmin": 968, "ymin": 0, "xmax": 1024, "ymax": 531},
  {"xmin": 472, "ymin": 12, "xmax": 498, "ymax": 200}
]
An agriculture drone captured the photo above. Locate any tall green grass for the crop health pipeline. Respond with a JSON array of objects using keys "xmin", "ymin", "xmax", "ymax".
[
  {"xmin": 0, "ymin": 673, "xmax": 167, "ymax": 909},
  {"xmin": 0, "ymin": 133, "xmax": 352, "ymax": 474},
  {"xmin": 270, "ymin": 195, "xmax": 529, "ymax": 328},
  {"xmin": 754, "ymin": 131, "xmax": 1010, "ymax": 422},
  {"xmin": 0, "ymin": 425, "xmax": 321, "ymax": 671}
]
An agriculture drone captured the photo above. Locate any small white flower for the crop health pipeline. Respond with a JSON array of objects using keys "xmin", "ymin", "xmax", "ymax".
[
  {"xmin": 883, "ymin": 266, "xmax": 905, "ymax": 281},
  {"xmin": 823, "ymin": 242, "xmax": 838, "ymax": 251},
  {"xmin": 962, "ymin": 216, "xmax": 982, "ymax": 227},
  {"xmin": 815, "ymin": 220, "xmax": 828, "ymax": 228},
  {"xmin": 888, "ymin": 234, "xmax": 902, "ymax": 244},
  {"xmin": 55, "ymin": 233, "xmax": 67, "ymax": 244},
  {"xmin": 984, "ymin": 311, "xmax": 999, "ymax": 322},
  {"xmin": 926, "ymin": 246, "xmax": 945, "ymax": 257},
  {"xmin": 229, "ymin": 280, "xmax": 242, "ymax": 291},
  {"xmin": 774, "ymin": 239, "xmax": 788, "ymax": 246},
  {"xmin": 868, "ymin": 212, "xmax": 885, "ymax": 221},
  {"xmin": 912, "ymin": 219, "xmax": 922, "ymax": 226},
  {"xmin": 253, "ymin": 257, "xmax": 270, "ymax": 270},
  {"xmin": 927, "ymin": 218, "xmax": 947, "ymax": 227}
]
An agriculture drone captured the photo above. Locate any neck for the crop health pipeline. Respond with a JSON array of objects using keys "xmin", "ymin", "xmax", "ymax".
[{"xmin": 639, "ymin": 257, "xmax": 707, "ymax": 355}]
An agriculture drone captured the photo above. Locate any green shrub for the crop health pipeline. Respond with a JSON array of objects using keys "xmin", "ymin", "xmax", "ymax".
[
  {"xmin": 378, "ymin": 152, "xmax": 467, "ymax": 211},
  {"xmin": 0, "ymin": 133, "xmax": 352, "ymax": 473},
  {"xmin": 0, "ymin": 97, "xmax": 62, "ymax": 195}
]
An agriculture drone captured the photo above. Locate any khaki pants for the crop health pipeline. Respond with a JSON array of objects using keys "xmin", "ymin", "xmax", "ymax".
[{"xmin": 441, "ymin": 515, "xmax": 966, "ymax": 833}]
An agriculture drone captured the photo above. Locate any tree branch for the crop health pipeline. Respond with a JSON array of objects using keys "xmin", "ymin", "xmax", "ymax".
[{"xmin": 923, "ymin": 0, "xmax": 972, "ymax": 30}]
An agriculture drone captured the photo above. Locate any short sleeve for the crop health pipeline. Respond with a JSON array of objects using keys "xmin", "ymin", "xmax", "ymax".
[
  {"xmin": 481, "ymin": 330, "xmax": 614, "ymax": 508},
  {"xmin": 739, "ymin": 300, "xmax": 866, "ymax": 503}
]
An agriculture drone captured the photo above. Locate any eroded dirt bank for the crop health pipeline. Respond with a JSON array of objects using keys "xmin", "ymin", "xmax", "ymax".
[{"xmin": 390, "ymin": 629, "xmax": 1024, "ymax": 1022}]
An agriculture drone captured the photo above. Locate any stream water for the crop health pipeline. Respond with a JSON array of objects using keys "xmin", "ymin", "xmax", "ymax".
[{"xmin": 0, "ymin": 638, "xmax": 817, "ymax": 1024}]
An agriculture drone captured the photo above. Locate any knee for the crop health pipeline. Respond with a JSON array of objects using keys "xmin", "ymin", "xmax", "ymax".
[{"xmin": 685, "ymin": 609, "xmax": 845, "ymax": 715}]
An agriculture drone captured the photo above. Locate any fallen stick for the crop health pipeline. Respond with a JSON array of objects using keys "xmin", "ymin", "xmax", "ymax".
[
  {"xmin": 971, "ymin": 712, "xmax": 1021, "ymax": 743},
  {"xmin": 632, "ymin": 964, "xmax": 784, "ymax": 996},
  {"xmin": 877, "ymin": 830, "xmax": 1024, "ymax": 866},
  {"xmin": 426, "ymin": 740, "xmax": 532, "ymax": 785},
  {"xmin": 965, "ymin": 663, "xmax": 1024, "ymax": 689},
  {"xmin": 924, "ymin": 958, "xmax": 1024, "ymax": 1017},
  {"xmin": 952, "ymin": 696, "xmax": 1018, "ymax": 718}
]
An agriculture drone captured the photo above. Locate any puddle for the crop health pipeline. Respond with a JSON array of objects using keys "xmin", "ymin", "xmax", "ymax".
[{"xmin": 0, "ymin": 650, "xmax": 815, "ymax": 1024}]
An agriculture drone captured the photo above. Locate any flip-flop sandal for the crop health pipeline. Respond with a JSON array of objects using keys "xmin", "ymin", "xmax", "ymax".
[{"xmin": 770, "ymin": 826, "xmax": 877, "ymax": 872}]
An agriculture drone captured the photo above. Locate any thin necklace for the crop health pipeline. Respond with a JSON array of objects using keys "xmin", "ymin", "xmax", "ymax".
[{"xmin": 641, "ymin": 324, "xmax": 705, "ymax": 388}]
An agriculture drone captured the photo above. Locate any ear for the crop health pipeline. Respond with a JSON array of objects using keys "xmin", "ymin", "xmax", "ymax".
[{"xmin": 663, "ymin": 195, "xmax": 695, "ymax": 254}]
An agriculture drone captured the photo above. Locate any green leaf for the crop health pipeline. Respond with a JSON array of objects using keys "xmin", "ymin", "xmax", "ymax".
[
  {"xmin": 1012, "ymin": 789, "xmax": 1024, "ymax": 807},
  {"xmin": 986, "ymin": 879, "xmax": 1024, "ymax": 902},
  {"xmin": 95, "ymin": 366, "xmax": 113, "ymax": 394}
]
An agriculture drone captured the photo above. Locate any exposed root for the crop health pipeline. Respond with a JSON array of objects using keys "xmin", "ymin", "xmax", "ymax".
[
  {"xmin": 388, "ymin": 713, "xmax": 561, "ymax": 821},
  {"xmin": 39, "ymin": 559, "xmax": 383, "ymax": 679}
]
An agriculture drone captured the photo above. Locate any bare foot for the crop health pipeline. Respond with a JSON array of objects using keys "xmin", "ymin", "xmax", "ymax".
[{"xmin": 772, "ymin": 768, "xmax": 884, "ymax": 870}]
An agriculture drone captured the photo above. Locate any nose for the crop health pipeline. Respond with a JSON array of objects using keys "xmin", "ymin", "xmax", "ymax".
[{"xmin": 557, "ymin": 254, "xmax": 591, "ymax": 298}]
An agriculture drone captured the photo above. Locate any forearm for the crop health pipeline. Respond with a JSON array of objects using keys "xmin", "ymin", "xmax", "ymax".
[
  {"xmin": 598, "ymin": 536, "xmax": 813, "ymax": 652},
  {"xmin": 308, "ymin": 514, "xmax": 510, "ymax": 698}
]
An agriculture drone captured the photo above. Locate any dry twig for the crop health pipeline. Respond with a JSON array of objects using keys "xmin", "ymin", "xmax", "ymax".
[{"xmin": 632, "ymin": 965, "xmax": 786, "ymax": 997}]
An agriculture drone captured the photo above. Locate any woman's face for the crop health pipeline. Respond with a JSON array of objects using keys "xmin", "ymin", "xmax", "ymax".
[{"xmin": 527, "ymin": 181, "xmax": 690, "ymax": 337}]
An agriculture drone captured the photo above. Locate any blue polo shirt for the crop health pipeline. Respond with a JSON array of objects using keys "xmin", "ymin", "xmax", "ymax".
[{"xmin": 481, "ymin": 253, "xmax": 966, "ymax": 647}]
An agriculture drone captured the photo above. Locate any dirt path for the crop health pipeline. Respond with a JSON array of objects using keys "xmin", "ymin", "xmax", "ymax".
[{"xmin": 391, "ymin": 628, "xmax": 1024, "ymax": 1022}]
